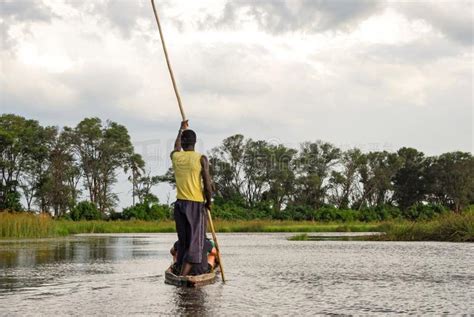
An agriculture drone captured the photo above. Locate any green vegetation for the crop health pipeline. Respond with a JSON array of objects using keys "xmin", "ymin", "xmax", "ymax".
[
  {"xmin": 373, "ymin": 211, "xmax": 474, "ymax": 242},
  {"xmin": 70, "ymin": 201, "xmax": 102, "ymax": 221},
  {"xmin": 203, "ymin": 135, "xmax": 473, "ymax": 215},
  {"xmin": 120, "ymin": 199, "xmax": 172, "ymax": 221},
  {"xmin": 2, "ymin": 210, "xmax": 472, "ymax": 242},
  {"xmin": 1, "ymin": 115, "xmax": 473, "ymax": 244},
  {"xmin": 0, "ymin": 212, "xmax": 384, "ymax": 238},
  {"xmin": 287, "ymin": 211, "xmax": 474, "ymax": 242},
  {"xmin": 0, "ymin": 114, "xmax": 151, "ymax": 217},
  {"xmin": 2, "ymin": 114, "xmax": 473, "ymax": 223},
  {"xmin": 0, "ymin": 212, "xmax": 56, "ymax": 238}
]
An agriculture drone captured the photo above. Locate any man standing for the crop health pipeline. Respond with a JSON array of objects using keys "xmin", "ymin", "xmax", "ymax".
[{"xmin": 171, "ymin": 120, "xmax": 213, "ymax": 276}]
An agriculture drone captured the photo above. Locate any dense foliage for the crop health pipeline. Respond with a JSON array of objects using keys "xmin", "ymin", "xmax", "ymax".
[
  {"xmin": 70, "ymin": 201, "xmax": 102, "ymax": 221},
  {"xmin": 2, "ymin": 114, "xmax": 473, "ymax": 222},
  {"xmin": 121, "ymin": 199, "xmax": 171, "ymax": 221},
  {"xmin": 199, "ymin": 134, "xmax": 473, "ymax": 217},
  {"xmin": 0, "ymin": 114, "xmax": 153, "ymax": 217}
]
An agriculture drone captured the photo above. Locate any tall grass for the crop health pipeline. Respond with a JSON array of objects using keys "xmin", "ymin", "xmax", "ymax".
[
  {"xmin": 1, "ymin": 211, "xmax": 472, "ymax": 241},
  {"xmin": 373, "ymin": 212, "xmax": 474, "ymax": 242},
  {"xmin": 0, "ymin": 215, "xmax": 384, "ymax": 238},
  {"xmin": 215, "ymin": 220, "xmax": 382, "ymax": 233},
  {"xmin": 0, "ymin": 212, "xmax": 57, "ymax": 238}
]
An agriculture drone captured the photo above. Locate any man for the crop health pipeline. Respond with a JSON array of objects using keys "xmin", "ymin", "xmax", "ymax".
[
  {"xmin": 171, "ymin": 120, "xmax": 213, "ymax": 276},
  {"xmin": 170, "ymin": 237, "xmax": 217, "ymax": 275}
]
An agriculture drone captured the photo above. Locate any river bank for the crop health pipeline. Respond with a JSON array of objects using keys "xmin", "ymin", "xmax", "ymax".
[
  {"xmin": 1, "ymin": 211, "xmax": 472, "ymax": 242},
  {"xmin": 288, "ymin": 212, "xmax": 473, "ymax": 242}
]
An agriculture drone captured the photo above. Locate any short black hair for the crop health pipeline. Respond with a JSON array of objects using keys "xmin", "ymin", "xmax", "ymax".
[{"xmin": 181, "ymin": 129, "xmax": 196, "ymax": 147}]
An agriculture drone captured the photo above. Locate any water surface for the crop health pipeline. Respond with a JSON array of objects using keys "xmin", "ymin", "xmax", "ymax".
[{"xmin": 1, "ymin": 233, "xmax": 472, "ymax": 315}]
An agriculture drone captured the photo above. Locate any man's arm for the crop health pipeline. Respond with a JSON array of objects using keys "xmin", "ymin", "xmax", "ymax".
[
  {"xmin": 201, "ymin": 155, "xmax": 213, "ymax": 210},
  {"xmin": 171, "ymin": 120, "xmax": 189, "ymax": 158}
]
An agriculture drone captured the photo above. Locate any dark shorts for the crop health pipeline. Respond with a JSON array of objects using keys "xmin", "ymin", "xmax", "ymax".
[{"xmin": 174, "ymin": 199, "xmax": 207, "ymax": 265}]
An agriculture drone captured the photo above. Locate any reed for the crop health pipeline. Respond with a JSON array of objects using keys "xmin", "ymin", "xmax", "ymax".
[
  {"xmin": 1, "ymin": 212, "xmax": 472, "ymax": 242},
  {"xmin": 0, "ymin": 212, "xmax": 57, "ymax": 238},
  {"xmin": 372, "ymin": 212, "xmax": 473, "ymax": 242},
  {"xmin": 54, "ymin": 220, "xmax": 382, "ymax": 235},
  {"xmin": 215, "ymin": 220, "xmax": 382, "ymax": 233}
]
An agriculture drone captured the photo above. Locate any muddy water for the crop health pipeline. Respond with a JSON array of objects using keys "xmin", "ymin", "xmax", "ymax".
[{"xmin": 0, "ymin": 233, "xmax": 472, "ymax": 315}]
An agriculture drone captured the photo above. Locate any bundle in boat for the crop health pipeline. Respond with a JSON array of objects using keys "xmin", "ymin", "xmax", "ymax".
[{"xmin": 164, "ymin": 266, "xmax": 217, "ymax": 287}]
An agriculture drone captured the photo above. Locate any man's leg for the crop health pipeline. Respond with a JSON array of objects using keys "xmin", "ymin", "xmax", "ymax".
[
  {"xmin": 174, "ymin": 201, "xmax": 188, "ymax": 271},
  {"xmin": 181, "ymin": 262, "xmax": 193, "ymax": 276},
  {"xmin": 184, "ymin": 201, "xmax": 207, "ymax": 265}
]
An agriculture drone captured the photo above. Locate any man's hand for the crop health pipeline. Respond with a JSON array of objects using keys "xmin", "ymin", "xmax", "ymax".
[
  {"xmin": 205, "ymin": 201, "xmax": 211, "ymax": 211},
  {"xmin": 180, "ymin": 120, "xmax": 189, "ymax": 130},
  {"xmin": 172, "ymin": 120, "xmax": 188, "ymax": 154}
]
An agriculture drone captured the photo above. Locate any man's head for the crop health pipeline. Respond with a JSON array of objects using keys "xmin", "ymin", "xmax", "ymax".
[{"xmin": 181, "ymin": 129, "xmax": 196, "ymax": 149}]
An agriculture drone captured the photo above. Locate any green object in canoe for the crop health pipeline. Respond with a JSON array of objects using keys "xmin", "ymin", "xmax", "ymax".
[{"xmin": 164, "ymin": 266, "xmax": 217, "ymax": 287}]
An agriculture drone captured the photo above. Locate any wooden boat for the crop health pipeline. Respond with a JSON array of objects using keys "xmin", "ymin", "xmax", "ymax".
[{"xmin": 165, "ymin": 266, "xmax": 217, "ymax": 287}]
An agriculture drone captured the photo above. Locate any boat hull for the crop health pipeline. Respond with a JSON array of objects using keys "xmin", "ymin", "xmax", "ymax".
[{"xmin": 164, "ymin": 266, "xmax": 217, "ymax": 287}]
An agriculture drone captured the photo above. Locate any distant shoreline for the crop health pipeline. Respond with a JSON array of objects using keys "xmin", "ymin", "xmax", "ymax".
[{"xmin": 1, "ymin": 212, "xmax": 472, "ymax": 242}]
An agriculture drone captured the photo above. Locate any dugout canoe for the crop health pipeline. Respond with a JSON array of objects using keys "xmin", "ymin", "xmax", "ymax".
[{"xmin": 164, "ymin": 266, "xmax": 217, "ymax": 287}]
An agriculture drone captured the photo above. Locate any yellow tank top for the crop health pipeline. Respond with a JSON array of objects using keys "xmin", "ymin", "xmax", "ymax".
[{"xmin": 171, "ymin": 151, "xmax": 204, "ymax": 202}]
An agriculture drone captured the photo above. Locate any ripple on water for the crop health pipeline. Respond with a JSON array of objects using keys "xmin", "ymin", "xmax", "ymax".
[{"xmin": 0, "ymin": 234, "xmax": 473, "ymax": 315}]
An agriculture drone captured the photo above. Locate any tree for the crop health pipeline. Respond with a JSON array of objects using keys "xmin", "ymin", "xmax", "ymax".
[
  {"xmin": 328, "ymin": 148, "xmax": 365, "ymax": 209},
  {"xmin": 356, "ymin": 151, "xmax": 400, "ymax": 209},
  {"xmin": 66, "ymin": 118, "xmax": 134, "ymax": 213},
  {"xmin": 209, "ymin": 134, "xmax": 246, "ymax": 202},
  {"xmin": 264, "ymin": 144, "xmax": 297, "ymax": 212},
  {"xmin": 0, "ymin": 114, "xmax": 46, "ymax": 210},
  {"xmin": 242, "ymin": 139, "xmax": 273, "ymax": 206},
  {"xmin": 424, "ymin": 152, "xmax": 474, "ymax": 212},
  {"xmin": 126, "ymin": 153, "xmax": 145, "ymax": 205},
  {"xmin": 293, "ymin": 141, "xmax": 341, "ymax": 209},
  {"xmin": 209, "ymin": 135, "xmax": 273, "ymax": 207},
  {"xmin": 136, "ymin": 173, "xmax": 161, "ymax": 204},
  {"xmin": 44, "ymin": 130, "xmax": 81, "ymax": 217},
  {"xmin": 392, "ymin": 147, "xmax": 426, "ymax": 210},
  {"xmin": 20, "ymin": 126, "xmax": 57, "ymax": 212}
]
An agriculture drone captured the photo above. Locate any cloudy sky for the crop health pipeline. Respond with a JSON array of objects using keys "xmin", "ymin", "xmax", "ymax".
[{"xmin": 1, "ymin": 0, "xmax": 473, "ymax": 205}]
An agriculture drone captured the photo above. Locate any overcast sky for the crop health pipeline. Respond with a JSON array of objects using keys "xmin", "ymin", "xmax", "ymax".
[{"xmin": 1, "ymin": 0, "xmax": 473, "ymax": 206}]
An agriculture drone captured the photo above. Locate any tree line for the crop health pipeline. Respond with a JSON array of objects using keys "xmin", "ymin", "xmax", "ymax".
[
  {"xmin": 0, "ymin": 114, "xmax": 159, "ymax": 218},
  {"xmin": 1, "ymin": 114, "xmax": 473, "ymax": 221},
  {"xmin": 201, "ymin": 134, "xmax": 473, "ymax": 219}
]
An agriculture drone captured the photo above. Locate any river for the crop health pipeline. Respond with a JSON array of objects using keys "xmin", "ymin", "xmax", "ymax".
[{"xmin": 0, "ymin": 233, "xmax": 472, "ymax": 315}]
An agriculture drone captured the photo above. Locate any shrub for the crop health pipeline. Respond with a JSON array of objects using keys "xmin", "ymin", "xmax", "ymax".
[
  {"xmin": 284, "ymin": 205, "xmax": 312, "ymax": 221},
  {"xmin": 122, "ymin": 201, "xmax": 171, "ymax": 221},
  {"xmin": 108, "ymin": 210, "xmax": 124, "ymax": 220},
  {"xmin": 405, "ymin": 203, "xmax": 447, "ymax": 220},
  {"xmin": 212, "ymin": 203, "xmax": 249, "ymax": 220},
  {"xmin": 314, "ymin": 206, "xmax": 338, "ymax": 222},
  {"xmin": 70, "ymin": 201, "xmax": 102, "ymax": 221},
  {"xmin": 0, "ymin": 192, "xmax": 23, "ymax": 211}
]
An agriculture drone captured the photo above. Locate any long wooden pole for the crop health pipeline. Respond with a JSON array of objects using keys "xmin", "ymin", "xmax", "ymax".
[
  {"xmin": 150, "ymin": 0, "xmax": 186, "ymax": 121},
  {"xmin": 207, "ymin": 209, "xmax": 226, "ymax": 283},
  {"xmin": 150, "ymin": 0, "xmax": 225, "ymax": 283}
]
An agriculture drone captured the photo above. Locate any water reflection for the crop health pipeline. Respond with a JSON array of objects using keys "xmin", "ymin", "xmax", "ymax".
[
  {"xmin": 173, "ymin": 287, "xmax": 208, "ymax": 315},
  {"xmin": 0, "ymin": 236, "xmax": 161, "ymax": 293},
  {"xmin": 0, "ymin": 237, "xmax": 160, "ymax": 269}
]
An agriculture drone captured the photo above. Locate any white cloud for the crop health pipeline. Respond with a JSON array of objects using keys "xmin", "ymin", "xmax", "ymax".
[{"xmin": 1, "ymin": 0, "xmax": 472, "ymax": 206}]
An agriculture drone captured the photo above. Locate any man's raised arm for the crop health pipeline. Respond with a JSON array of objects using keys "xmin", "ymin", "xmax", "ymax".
[{"xmin": 171, "ymin": 120, "xmax": 189, "ymax": 157}]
